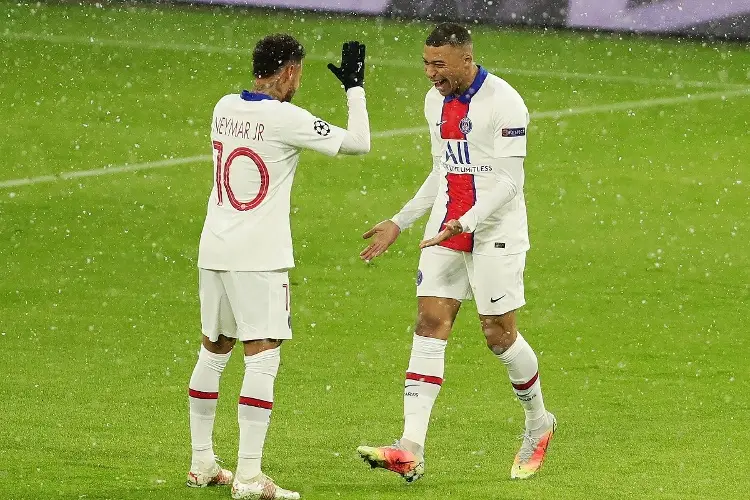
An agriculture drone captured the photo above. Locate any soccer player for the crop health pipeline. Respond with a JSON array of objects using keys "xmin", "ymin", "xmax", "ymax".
[
  {"xmin": 186, "ymin": 35, "xmax": 369, "ymax": 500},
  {"xmin": 357, "ymin": 23, "xmax": 555, "ymax": 482}
]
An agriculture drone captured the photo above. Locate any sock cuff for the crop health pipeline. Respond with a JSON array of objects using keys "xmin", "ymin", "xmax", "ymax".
[
  {"xmin": 496, "ymin": 332, "xmax": 528, "ymax": 363},
  {"xmin": 244, "ymin": 346, "xmax": 281, "ymax": 362},
  {"xmin": 408, "ymin": 335, "xmax": 446, "ymax": 379},
  {"xmin": 411, "ymin": 334, "xmax": 447, "ymax": 357},
  {"xmin": 199, "ymin": 346, "xmax": 232, "ymax": 372},
  {"xmin": 244, "ymin": 347, "xmax": 281, "ymax": 377}
]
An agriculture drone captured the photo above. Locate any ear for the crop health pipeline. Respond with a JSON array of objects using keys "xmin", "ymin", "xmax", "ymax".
[{"xmin": 288, "ymin": 63, "xmax": 303, "ymax": 83}]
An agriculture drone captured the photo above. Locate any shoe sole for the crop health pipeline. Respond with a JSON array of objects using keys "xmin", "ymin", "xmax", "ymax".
[
  {"xmin": 231, "ymin": 486, "xmax": 301, "ymax": 500},
  {"xmin": 186, "ymin": 470, "xmax": 233, "ymax": 488},
  {"xmin": 186, "ymin": 480, "xmax": 232, "ymax": 488}
]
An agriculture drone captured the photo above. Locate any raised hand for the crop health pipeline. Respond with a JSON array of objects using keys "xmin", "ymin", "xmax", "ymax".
[{"xmin": 327, "ymin": 41, "xmax": 366, "ymax": 91}]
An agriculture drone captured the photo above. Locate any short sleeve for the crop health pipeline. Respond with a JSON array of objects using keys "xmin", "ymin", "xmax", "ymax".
[
  {"xmin": 493, "ymin": 94, "xmax": 529, "ymax": 158},
  {"xmin": 278, "ymin": 103, "xmax": 347, "ymax": 157}
]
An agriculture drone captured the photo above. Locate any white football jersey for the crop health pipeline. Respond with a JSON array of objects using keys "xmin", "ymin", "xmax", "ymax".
[
  {"xmin": 423, "ymin": 66, "xmax": 530, "ymax": 255},
  {"xmin": 198, "ymin": 91, "xmax": 347, "ymax": 271}
]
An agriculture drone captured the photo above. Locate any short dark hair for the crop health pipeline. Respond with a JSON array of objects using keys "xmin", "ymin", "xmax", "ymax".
[
  {"xmin": 426, "ymin": 23, "xmax": 472, "ymax": 47},
  {"xmin": 252, "ymin": 34, "xmax": 305, "ymax": 78}
]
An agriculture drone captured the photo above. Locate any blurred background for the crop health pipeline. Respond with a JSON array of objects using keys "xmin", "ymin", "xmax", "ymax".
[{"xmin": 176, "ymin": 0, "xmax": 750, "ymax": 39}]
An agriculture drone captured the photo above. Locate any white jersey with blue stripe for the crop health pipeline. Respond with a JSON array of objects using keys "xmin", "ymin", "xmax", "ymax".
[
  {"xmin": 198, "ymin": 91, "xmax": 347, "ymax": 271},
  {"xmin": 422, "ymin": 67, "xmax": 531, "ymax": 255}
]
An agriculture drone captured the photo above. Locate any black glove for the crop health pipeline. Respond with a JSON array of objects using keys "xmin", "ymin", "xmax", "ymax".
[{"xmin": 327, "ymin": 41, "xmax": 366, "ymax": 91}]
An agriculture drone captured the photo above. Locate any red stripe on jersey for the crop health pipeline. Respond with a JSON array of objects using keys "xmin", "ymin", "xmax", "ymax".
[
  {"xmin": 439, "ymin": 98, "xmax": 475, "ymax": 252},
  {"xmin": 440, "ymin": 174, "xmax": 475, "ymax": 252},
  {"xmin": 406, "ymin": 371, "xmax": 444, "ymax": 386},
  {"xmin": 238, "ymin": 396, "xmax": 273, "ymax": 410},
  {"xmin": 512, "ymin": 372, "xmax": 539, "ymax": 391},
  {"xmin": 189, "ymin": 389, "xmax": 219, "ymax": 400},
  {"xmin": 440, "ymin": 99, "xmax": 469, "ymax": 140}
]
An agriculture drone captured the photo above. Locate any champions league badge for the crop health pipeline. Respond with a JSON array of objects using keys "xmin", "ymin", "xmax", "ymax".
[
  {"xmin": 313, "ymin": 119, "xmax": 331, "ymax": 137},
  {"xmin": 459, "ymin": 116, "xmax": 473, "ymax": 134}
]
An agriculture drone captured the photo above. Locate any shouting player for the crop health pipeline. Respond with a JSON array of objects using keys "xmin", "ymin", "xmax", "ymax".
[
  {"xmin": 357, "ymin": 23, "xmax": 555, "ymax": 482},
  {"xmin": 186, "ymin": 35, "xmax": 369, "ymax": 500}
]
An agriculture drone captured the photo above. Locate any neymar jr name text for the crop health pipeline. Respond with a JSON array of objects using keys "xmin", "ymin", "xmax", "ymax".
[{"xmin": 213, "ymin": 116, "xmax": 265, "ymax": 141}]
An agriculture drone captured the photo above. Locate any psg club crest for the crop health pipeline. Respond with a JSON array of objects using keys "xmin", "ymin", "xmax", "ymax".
[
  {"xmin": 459, "ymin": 116, "xmax": 472, "ymax": 134},
  {"xmin": 416, "ymin": 269, "xmax": 423, "ymax": 286},
  {"xmin": 313, "ymin": 119, "xmax": 331, "ymax": 137}
]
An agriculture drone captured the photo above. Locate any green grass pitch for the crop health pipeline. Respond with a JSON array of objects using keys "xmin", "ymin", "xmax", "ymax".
[{"xmin": 1, "ymin": 2, "xmax": 749, "ymax": 499}]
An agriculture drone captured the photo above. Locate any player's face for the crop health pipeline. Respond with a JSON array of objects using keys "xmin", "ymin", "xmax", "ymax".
[{"xmin": 423, "ymin": 44, "xmax": 473, "ymax": 96}]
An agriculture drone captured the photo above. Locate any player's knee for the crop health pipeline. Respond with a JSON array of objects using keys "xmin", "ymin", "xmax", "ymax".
[
  {"xmin": 203, "ymin": 334, "xmax": 236, "ymax": 354},
  {"xmin": 242, "ymin": 338, "xmax": 283, "ymax": 356},
  {"xmin": 483, "ymin": 326, "xmax": 516, "ymax": 354},
  {"xmin": 414, "ymin": 314, "xmax": 452, "ymax": 338}
]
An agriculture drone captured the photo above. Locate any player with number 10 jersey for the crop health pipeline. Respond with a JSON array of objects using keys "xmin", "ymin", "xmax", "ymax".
[
  {"xmin": 199, "ymin": 55, "xmax": 368, "ymax": 272},
  {"xmin": 187, "ymin": 35, "xmax": 369, "ymax": 500}
]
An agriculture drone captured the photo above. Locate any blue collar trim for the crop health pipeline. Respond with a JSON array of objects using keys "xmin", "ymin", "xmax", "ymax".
[
  {"xmin": 241, "ymin": 90, "xmax": 275, "ymax": 101},
  {"xmin": 445, "ymin": 65, "xmax": 488, "ymax": 104}
]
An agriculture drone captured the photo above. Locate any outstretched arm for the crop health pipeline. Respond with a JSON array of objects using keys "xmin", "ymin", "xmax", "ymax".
[
  {"xmin": 390, "ymin": 156, "xmax": 441, "ymax": 230},
  {"xmin": 329, "ymin": 41, "xmax": 370, "ymax": 155},
  {"xmin": 360, "ymin": 156, "xmax": 441, "ymax": 261}
]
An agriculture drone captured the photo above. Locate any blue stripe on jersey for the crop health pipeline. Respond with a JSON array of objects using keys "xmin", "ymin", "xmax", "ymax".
[
  {"xmin": 240, "ymin": 90, "xmax": 275, "ymax": 101},
  {"xmin": 444, "ymin": 65, "xmax": 489, "ymax": 104}
]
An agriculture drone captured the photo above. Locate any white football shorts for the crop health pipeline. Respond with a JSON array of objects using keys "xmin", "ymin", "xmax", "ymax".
[
  {"xmin": 416, "ymin": 246, "xmax": 526, "ymax": 316},
  {"xmin": 198, "ymin": 268, "xmax": 292, "ymax": 342}
]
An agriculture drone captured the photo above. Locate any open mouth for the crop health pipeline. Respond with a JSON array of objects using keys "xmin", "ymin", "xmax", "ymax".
[{"xmin": 432, "ymin": 78, "xmax": 449, "ymax": 91}]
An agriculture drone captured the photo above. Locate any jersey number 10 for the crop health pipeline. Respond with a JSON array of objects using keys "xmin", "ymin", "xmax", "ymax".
[{"xmin": 212, "ymin": 140, "xmax": 269, "ymax": 211}]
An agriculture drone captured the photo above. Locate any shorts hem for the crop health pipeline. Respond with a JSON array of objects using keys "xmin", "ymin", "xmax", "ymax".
[
  {"xmin": 476, "ymin": 299, "xmax": 526, "ymax": 317},
  {"xmin": 416, "ymin": 291, "xmax": 470, "ymax": 301},
  {"xmin": 236, "ymin": 330, "xmax": 293, "ymax": 342},
  {"xmin": 202, "ymin": 330, "xmax": 236, "ymax": 343}
]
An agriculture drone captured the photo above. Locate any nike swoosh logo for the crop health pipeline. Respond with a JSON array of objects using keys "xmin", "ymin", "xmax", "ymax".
[
  {"xmin": 435, "ymin": 120, "xmax": 447, "ymax": 126},
  {"xmin": 490, "ymin": 294, "xmax": 507, "ymax": 303},
  {"xmin": 404, "ymin": 384, "xmax": 419, "ymax": 389}
]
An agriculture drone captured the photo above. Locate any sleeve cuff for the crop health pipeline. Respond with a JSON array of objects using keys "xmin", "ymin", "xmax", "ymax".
[
  {"xmin": 390, "ymin": 216, "xmax": 406, "ymax": 231},
  {"xmin": 346, "ymin": 87, "xmax": 366, "ymax": 98},
  {"xmin": 458, "ymin": 215, "xmax": 476, "ymax": 234}
]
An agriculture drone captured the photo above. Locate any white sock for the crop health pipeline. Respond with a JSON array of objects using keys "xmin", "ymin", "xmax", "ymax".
[
  {"xmin": 189, "ymin": 346, "xmax": 231, "ymax": 471},
  {"xmin": 236, "ymin": 347, "xmax": 280, "ymax": 482},
  {"xmin": 496, "ymin": 333, "xmax": 549, "ymax": 436},
  {"xmin": 401, "ymin": 334, "xmax": 446, "ymax": 454}
]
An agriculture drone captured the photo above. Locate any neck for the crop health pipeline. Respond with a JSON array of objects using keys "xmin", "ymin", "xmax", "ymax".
[
  {"xmin": 455, "ymin": 64, "xmax": 479, "ymax": 96},
  {"xmin": 252, "ymin": 79, "xmax": 284, "ymax": 101}
]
